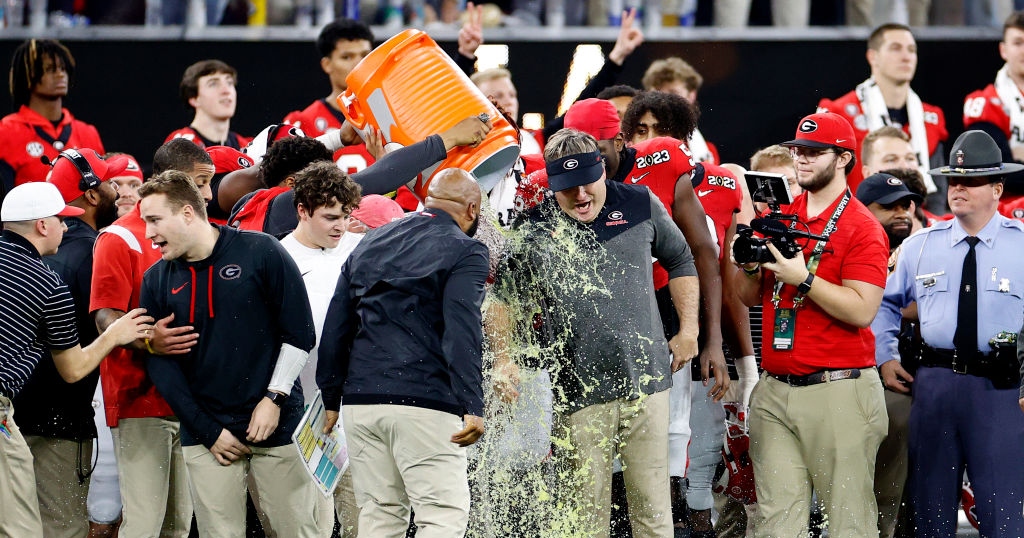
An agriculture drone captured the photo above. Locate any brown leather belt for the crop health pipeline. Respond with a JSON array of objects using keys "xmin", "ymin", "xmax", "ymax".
[{"xmin": 767, "ymin": 368, "xmax": 862, "ymax": 387}]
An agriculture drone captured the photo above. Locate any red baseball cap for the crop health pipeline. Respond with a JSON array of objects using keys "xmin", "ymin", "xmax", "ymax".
[
  {"xmin": 46, "ymin": 149, "xmax": 130, "ymax": 203},
  {"xmin": 206, "ymin": 146, "xmax": 255, "ymax": 174},
  {"xmin": 351, "ymin": 195, "xmax": 404, "ymax": 229},
  {"xmin": 114, "ymin": 154, "xmax": 144, "ymax": 182},
  {"xmin": 782, "ymin": 112, "xmax": 856, "ymax": 153},
  {"xmin": 564, "ymin": 98, "xmax": 621, "ymax": 141}
]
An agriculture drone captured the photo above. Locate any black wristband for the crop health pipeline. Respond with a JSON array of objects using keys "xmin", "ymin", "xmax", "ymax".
[
  {"xmin": 797, "ymin": 273, "xmax": 815, "ymax": 295},
  {"xmin": 265, "ymin": 391, "xmax": 285, "ymax": 407}
]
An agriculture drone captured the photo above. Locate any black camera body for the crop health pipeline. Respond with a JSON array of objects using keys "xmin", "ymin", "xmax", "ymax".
[
  {"xmin": 733, "ymin": 224, "xmax": 804, "ymax": 264},
  {"xmin": 732, "ymin": 172, "xmax": 826, "ymax": 265}
]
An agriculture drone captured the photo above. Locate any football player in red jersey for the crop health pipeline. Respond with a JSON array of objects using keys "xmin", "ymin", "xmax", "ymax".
[
  {"xmin": 282, "ymin": 19, "xmax": 375, "ymax": 175},
  {"xmin": 623, "ymin": 90, "xmax": 751, "ymax": 538},
  {"xmin": 0, "ymin": 39, "xmax": 104, "ymax": 200},
  {"xmin": 817, "ymin": 23, "xmax": 947, "ymax": 198},
  {"xmin": 165, "ymin": 60, "xmax": 250, "ymax": 150}
]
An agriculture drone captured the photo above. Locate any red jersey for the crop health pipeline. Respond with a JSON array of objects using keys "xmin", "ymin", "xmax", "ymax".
[
  {"xmin": 165, "ymin": 126, "xmax": 251, "ymax": 151},
  {"xmin": 817, "ymin": 90, "xmax": 947, "ymax": 190},
  {"xmin": 963, "ymin": 84, "xmax": 1019, "ymax": 143},
  {"xmin": 283, "ymin": 99, "xmax": 375, "ymax": 175},
  {"xmin": 229, "ymin": 186, "xmax": 290, "ymax": 232},
  {"xmin": 760, "ymin": 192, "xmax": 889, "ymax": 376},
  {"xmin": 89, "ymin": 206, "xmax": 174, "ymax": 426},
  {"xmin": 694, "ymin": 162, "xmax": 743, "ymax": 257},
  {"xmin": 625, "ymin": 137, "xmax": 698, "ymax": 290},
  {"xmin": 0, "ymin": 105, "xmax": 104, "ymax": 191}
]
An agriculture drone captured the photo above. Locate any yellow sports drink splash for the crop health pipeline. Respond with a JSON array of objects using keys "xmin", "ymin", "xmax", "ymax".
[{"xmin": 339, "ymin": 29, "xmax": 521, "ymax": 200}]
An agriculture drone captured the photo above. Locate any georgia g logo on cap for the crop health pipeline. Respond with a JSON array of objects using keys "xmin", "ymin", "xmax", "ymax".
[
  {"xmin": 887, "ymin": 177, "xmax": 903, "ymax": 186},
  {"xmin": 563, "ymin": 159, "xmax": 579, "ymax": 170},
  {"xmin": 799, "ymin": 120, "xmax": 818, "ymax": 133}
]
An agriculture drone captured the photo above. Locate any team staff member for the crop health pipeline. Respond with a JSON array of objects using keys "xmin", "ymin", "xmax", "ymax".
[
  {"xmin": 13, "ymin": 149, "xmax": 127, "ymax": 538},
  {"xmin": 730, "ymin": 112, "xmax": 889, "ymax": 537},
  {"xmin": 318, "ymin": 168, "xmax": 488, "ymax": 538},
  {"xmin": 166, "ymin": 59, "xmax": 249, "ymax": 150},
  {"xmin": 283, "ymin": 19, "xmax": 375, "ymax": 174},
  {"xmin": 0, "ymin": 182, "xmax": 151, "ymax": 537},
  {"xmin": 139, "ymin": 171, "xmax": 320, "ymax": 537},
  {"xmin": 0, "ymin": 39, "xmax": 104, "ymax": 199},
  {"xmin": 874, "ymin": 130, "xmax": 1024, "ymax": 538},
  {"xmin": 818, "ymin": 23, "xmax": 947, "ymax": 197},
  {"xmin": 89, "ymin": 140, "xmax": 217, "ymax": 538}
]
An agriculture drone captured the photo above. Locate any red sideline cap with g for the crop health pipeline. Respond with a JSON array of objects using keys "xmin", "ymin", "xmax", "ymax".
[
  {"xmin": 207, "ymin": 146, "xmax": 254, "ymax": 174},
  {"xmin": 351, "ymin": 194, "xmax": 404, "ymax": 229},
  {"xmin": 782, "ymin": 112, "xmax": 856, "ymax": 153}
]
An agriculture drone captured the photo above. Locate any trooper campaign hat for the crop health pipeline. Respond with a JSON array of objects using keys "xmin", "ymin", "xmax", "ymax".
[{"xmin": 929, "ymin": 130, "xmax": 1024, "ymax": 178}]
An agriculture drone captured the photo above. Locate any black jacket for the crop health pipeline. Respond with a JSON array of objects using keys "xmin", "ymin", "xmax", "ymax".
[
  {"xmin": 317, "ymin": 209, "xmax": 489, "ymax": 417},
  {"xmin": 141, "ymin": 226, "xmax": 314, "ymax": 448}
]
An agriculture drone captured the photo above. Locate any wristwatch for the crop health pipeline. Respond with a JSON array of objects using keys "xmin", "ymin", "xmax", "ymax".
[
  {"xmin": 797, "ymin": 273, "xmax": 815, "ymax": 295},
  {"xmin": 265, "ymin": 391, "xmax": 286, "ymax": 407}
]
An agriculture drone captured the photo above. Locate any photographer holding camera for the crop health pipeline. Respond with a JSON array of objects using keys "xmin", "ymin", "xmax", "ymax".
[
  {"xmin": 729, "ymin": 112, "xmax": 890, "ymax": 537},
  {"xmin": 872, "ymin": 130, "xmax": 1024, "ymax": 538}
]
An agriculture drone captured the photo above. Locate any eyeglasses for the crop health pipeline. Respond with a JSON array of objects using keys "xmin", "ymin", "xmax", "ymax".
[{"xmin": 789, "ymin": 147, "xmax": 836, "ymax": 161}]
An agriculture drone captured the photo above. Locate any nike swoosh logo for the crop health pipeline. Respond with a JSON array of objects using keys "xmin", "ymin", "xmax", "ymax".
[
  {"xmin": 171, "ymin": 283, "xmax": 189, "ymax": 295},
  {"xmin": 301, "ymin": 271, "xmax": 312, "ymax": 277},
  {"xmin": 836, "ymin": 139, "xmax": 847, "ymax": 143},
  {"xmin": 629, "ymin": 172, "xmax": 650, "ymax": 184},
  {"xmin": 697, "ymin": 189, "xmax": 713, "ymax": 197}
]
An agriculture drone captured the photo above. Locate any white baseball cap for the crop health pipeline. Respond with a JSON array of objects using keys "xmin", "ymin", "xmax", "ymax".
[{"xmin": 2, "ymin": 182, "xmax": 85, "ymax": 222}]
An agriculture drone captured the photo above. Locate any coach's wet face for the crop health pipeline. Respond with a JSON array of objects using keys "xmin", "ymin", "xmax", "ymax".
[
  {"xmin": 141, "ymin": 193, "xmax": 194, "ymax": 261},
  {"xmin": 555, "ymin": 173, "xmax": 607, "ymax": 223}
]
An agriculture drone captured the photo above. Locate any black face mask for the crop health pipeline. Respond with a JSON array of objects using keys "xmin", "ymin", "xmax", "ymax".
[{"xmin": 467, "ymin": 213, "xmax": 480, "ymax": 237}]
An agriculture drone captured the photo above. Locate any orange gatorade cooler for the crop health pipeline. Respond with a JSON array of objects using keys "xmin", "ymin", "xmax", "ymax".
[{"xmin": 339, "ymin": 29, "xmax": 521, "ymax": 200}]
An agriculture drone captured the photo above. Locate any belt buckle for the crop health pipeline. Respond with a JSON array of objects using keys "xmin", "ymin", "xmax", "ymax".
[{"xmin": 951, "ymin": 351, "xmax": 968, "ymax": 375}]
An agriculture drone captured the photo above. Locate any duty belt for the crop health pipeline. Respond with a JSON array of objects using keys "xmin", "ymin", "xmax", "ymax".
[
  {"xmin": 918, "ymin": 345, "xmax": 1018, "ymax": 389},
  {"xmin": 767, "ymin": 368, "xmax": 862, "ymax": 387}
]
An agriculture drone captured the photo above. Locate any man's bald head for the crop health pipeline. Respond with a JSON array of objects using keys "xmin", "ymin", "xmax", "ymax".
[{"xmin": 425, "ymin": 168, "xmax": 481, "ymax": 236}]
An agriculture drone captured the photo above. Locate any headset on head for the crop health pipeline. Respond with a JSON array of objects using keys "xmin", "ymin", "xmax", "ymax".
[{"xmin": 43, "ymin": 148, "xmax": 100, "ymax": 193}]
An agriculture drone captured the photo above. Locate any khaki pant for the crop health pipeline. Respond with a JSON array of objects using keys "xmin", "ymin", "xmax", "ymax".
[
  {"xmin": 875, "ymin": 390, "xmax": 912, "ymax": 538},
  {"xmin": 750, "ymin": 369, "xmax": 887, "ymax": 538},
  {"xmin": 344, "ymin": 404, "xmax": 469, "ymax": 538},
  {"xmin": 183, "ymin": 442, "xmax": 322, "ymax": 538},
  {"xmin": 112, "ymin": 416, "xmax": 193, "ymax": 538},
  {"xmin": 0, "ymin": 396, "xmax": 44, "ymax": 536},
  {"xmin": 564, "ymin": 390, "xmax": 672, "ymax": 538},
  {"xmin": 24, "ymin": 435, "xmax": 90, "ymax": 538},
  {"xmin": 334, "ymin": 468, "xmax": 360, "ymax": 538}
]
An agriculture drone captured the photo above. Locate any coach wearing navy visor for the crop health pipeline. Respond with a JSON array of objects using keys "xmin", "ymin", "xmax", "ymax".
[{"xmin": 492, "ymin": 128, "xmax": 698, "ymax": 538}]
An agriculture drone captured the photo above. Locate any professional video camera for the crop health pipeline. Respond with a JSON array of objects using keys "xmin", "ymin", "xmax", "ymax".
[{"xmin": 732, "ymin": 172, "xmax": 827, "ymax": 265}]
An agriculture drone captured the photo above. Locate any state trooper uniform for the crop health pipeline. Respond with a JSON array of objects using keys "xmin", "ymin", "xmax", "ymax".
[{"xmin": 872, "ymin": 130, "xmax": 1024, "ymax": 538}]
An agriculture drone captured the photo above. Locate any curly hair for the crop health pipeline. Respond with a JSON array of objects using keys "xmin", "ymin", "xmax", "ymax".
[
  {"xmin": 292, "ymin": 161, "xmax": 362, "ymax": 215},
  {"xmin": 317, "ymin": 19, "xmax": 374, "ymax": 58},
  {"xmin": 9, "ymin": 39, "xmax": 75, "ymax": 107},
  {"xmin": 620, "ymin": 91, "xmax": 699, "ymax": 142},
  {"xmin": 258, "ymin": 137, "xmax": 333, "ymax": 187}
]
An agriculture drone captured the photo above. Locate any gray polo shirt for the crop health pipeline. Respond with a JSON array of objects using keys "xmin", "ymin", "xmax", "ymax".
[{"xmin": 495, "ymin": 180, "xmax": 695, "ymax": 412}]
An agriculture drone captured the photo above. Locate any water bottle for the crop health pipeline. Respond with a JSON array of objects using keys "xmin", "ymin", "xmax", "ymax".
[
  {"xmin": 145, "ymin": 0, "xmax": 163, "ymax": 25},
  {"xmin": 677, "ymin": 0, "xmax": 695, "ymax": 26},
  {"xmin": 295, "ymin": 0, "xmax": 313, "ymax": 27},
  {"xmin": 606, "ymin": 0, "xmax": 623, "ymax": 26},
  {"xmin": 187, "ymin": 0, "xmax": 206, "ymax": 27},
  {"xmin": 5, "ymin": 0, "xmax": 23, "ymax": 27},
  {"xmin": 28, "ymin": 0, "xmax": 45, "ymax": 30},
  {"xmin": 545, "ymin": 0, "xmax": 564, "ymax": 27},
  {"xmin": 344, "ymin": 0, "xmax": 358, "ymax": 20},
  {"xmin": 316, "ymin": 0, "xmax": 334, "ymax": 26}
]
